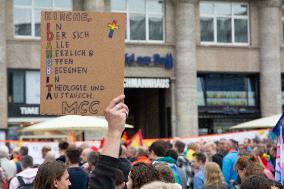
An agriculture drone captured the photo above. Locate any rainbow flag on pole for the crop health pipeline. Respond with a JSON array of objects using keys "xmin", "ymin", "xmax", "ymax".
[
  {"xmin": 273, "ymin": 113, "xmax": 284, "ymax": 183},
  {"xmin": 128, "ymin": 129, "xmax": 144, "ymax": 148}
]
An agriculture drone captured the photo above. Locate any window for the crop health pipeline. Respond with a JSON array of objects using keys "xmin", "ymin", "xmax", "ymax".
[
  {"xmin": 111, "ymin": 0, "xmax": 164, "ymax": 42},
  {"xmin": 200, "ymin": 2, "xmax": 249, "ymax": 44},
  {"xmin": 282, "ymin": 6, "xmax": 284, "ymax": 43},
  {"xmin": 8, "ymin": 70, "xmax": 40, "ymax": 104},
  {"xmin": 14, "ymin": 0, "xmax": 72, "ymax": 38},
  {"xmin": 198, "ymin": 74, "xmax": 257, "ymax": 106}
]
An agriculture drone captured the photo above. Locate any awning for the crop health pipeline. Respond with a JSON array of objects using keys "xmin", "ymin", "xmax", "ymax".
[{"xmin": 8, "ymin": 117, "xmax": 54, "ymax": 124}]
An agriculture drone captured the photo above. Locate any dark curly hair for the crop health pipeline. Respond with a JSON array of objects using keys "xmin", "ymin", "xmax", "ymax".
[
  {"xmin": 129, "ymin": 162, "xmax": 159, "ymax": 189},
  {"xmin": 34, "ymin": 161, "xmax": 66, "ymax": 189}
]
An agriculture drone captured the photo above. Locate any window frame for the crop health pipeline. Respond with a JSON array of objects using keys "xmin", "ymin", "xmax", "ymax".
[
  {"xmin": 200, "ymin": 1, "xmax": 250, "ymax": 46},
  {"xmin": 13, "ymin": 0, "xmax": 73, "ymax": 39},
  {"xmin": 111, "ymin": 0, "xmax": 165, "ymax": 43}
]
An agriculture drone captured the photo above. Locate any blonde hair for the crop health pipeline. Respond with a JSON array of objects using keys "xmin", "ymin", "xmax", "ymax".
[
  {"xmin": 204, "ymin": 142, "xmax": 217, "ymax": 151},
  {"xmin": 204, "ymin": 162, "xmax": 223, "ymax": 188},
  {"xmin": 140, "ymin": 181, "xmax": 180, "ymax": 189}
]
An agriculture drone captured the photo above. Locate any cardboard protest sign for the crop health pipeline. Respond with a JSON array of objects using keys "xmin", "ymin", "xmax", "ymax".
[{"xmin": 40, "ymin": 11, "xmax": 126, "ymax": 115}]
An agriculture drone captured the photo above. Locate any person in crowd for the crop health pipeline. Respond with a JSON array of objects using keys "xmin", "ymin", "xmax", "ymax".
[
  {"xmin": 86, "ymin": 151, "xmax": 99, "ymax": 174},
  {"xmin": 153, "ymin": 163, "xmax": 175, "ymax": 183},
  {"xmin": 118, "ymin": 145, "xmax": 131, "ymax": 182},
  {"xmin": 222, "ymin": 139, "xmax": 238, "ymax": 189},
  {"xmin": 80, "ymin": 148, "xmax": 93, "ymax": 167},
  {"xmin": 132, "ymin": 148, "xmax": 151, "ymax": 165},
  {"xmin": 253, "ymin": 145, "xmax": 274, "ymax": 178},
  {"xmin": 140, "ymin": 181, "xmax": 181, "ymax": 189},
  {"xmin": 9, "ymin": 155, "xmax": 38, "ymax": 189},
  {"xmin": 174, "ymin": 140, "xmax": 194, "ymax": 189},
  {"xmin": 126, "ymin": 147, "xmax": 138, "ymax": 162},
  {"xmin": 11, "ymin": 147, "xmax": 22, "ymax": 173},
  {"xmin": 41, "ymin": 146, "xmax": 51, "ymax": 159},
  {"xmin": 186, "ymin": 143, "xmax": 198, "ymax": 161},
  {"xmin": 234, "ymin": 155, "xmax": 274, "ymax": 184},
  {"xmin": 204, "ymin": 142, "xmax": 224, "ymax": 169},
  {"xmin": 0, "ymin": 167, "xmax": 8, "ymax": 189},
  {"xmin": 66, "ymin": 146, "xmax": 88, "ymax": 189},
  {"xmin": 126, "ymin": 162, "xmax": 159, "ymax": 189},
  {"xmin": 268, "ymin": 145, "xmax": 277, "ymax": 174},
  {"xmin": 192, "ymin": 153, "xmax": 206, "ymax": 189},
  {"xmin": 115, "ymin": 169, "xmax": 126, "ymax": 189},
  {"xmin": 150, "ymin": 140, "xmax": 182, "ymax": 185},
  {"xmin": 219, "ymin": 139, "xmax": 230, "ymax": 156},
  {"xmin": 0, "ymin": 145, "xmax": 16, "ymax": 179},
  {"xmin": 202, "ymin": 162, "xmax": 228, "ymax": 189},
  {"xmin": 243, "ymin": 138, "xmax": 253, "ymax": 153},
  {"xmin": 19, "ymin": 146, "xmax": 29, "ymax": 157},
  {"xmin": 239, "ymin": 175, "xmax": 271, "ymax": 189},
  {"xmin": 44, "ymin": 151, "xmax": 56, "ymax": 163},
  {"xmin": 56, "ymin": 141, "xmax": 69, "ymax": 163},
  {"xmin": 88, "ymin": 94, "xmax": 129, "ymax": 189},
  {"xmin": 34, "ymin": 160, "xmax": 71, "ymax": 189}
]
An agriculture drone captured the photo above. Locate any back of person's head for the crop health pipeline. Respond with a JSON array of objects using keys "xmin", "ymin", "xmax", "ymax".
[
  {"xmin": 165, "ymin": 149, "xmax": 178, "ymax": 162},
  {"xmin": 20, "ymin": 146, "xmax": 28, "ymax": 156},
  {"xmin": 193, "ymin": 152, "xmax": 206, "ymax": 164},
  {"xmin": 187, "ymin": 143, "xmax": 198, "ymax": 151},
  {"xmin": 229, "ymin": 139, "xmax": 238, "ymax": 150},
  {"xmin": 174, "ymin": 140, "xmax": 185, "ymax": 154},
  {"xmin": 149, "ymin": 140, "xmax": 168, "ymax": 157},
  {"xmin": 128, "ymin": 162, "xmax": 159, "ymax": 189},
  {"xmin": 21, "ymin": 155, "xmax": 33, "ymax": 169},
  {"xmin": 87, "ymin": 151, "xmax": 99, "ymax": 167},
  {"xmin": 240, "ymin": 175, "xmax": 271, "ymax": 189},
  {"xmin": 66, "ymin": 146, "xmax": 81, "ymax": 165},
  {"xmin": 235, "ymin": 155, "xmax": 264, "ymax": 178},
  {"xmin": 115, "ymin": 169, "xmax": 125, "ymax": 189},
  {"xmin": 204, "ymin": 162, "xmax": 223, "ymax": 187},
  {"xmin": 58, "ymin": 141, "xmax": 69, "ymax": 151},
  {"xmin": 153, "ymin": 163, "xmax": 175, "ymax": 183},
  {"xmin": 140, "ymin": 181, "xmax": 180, "ymax": 189},
  {"xmin": 34, "ymin": 161, "xmax": 67, "ymax": 189},
  {"xmin": 137, "ymin": 148, "xmax": 149, "ymax": 157},
  {"xmin": 0, "ymin": 145, "xmax": 9, "ymax": 159},
  {"xmin": 44, "ymin": 151, "xmax": 56, "ymax": 163}
]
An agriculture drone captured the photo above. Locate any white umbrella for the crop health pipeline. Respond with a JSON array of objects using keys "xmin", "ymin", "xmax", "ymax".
[
  {"xmin": 230, "ymin": 114, "xmax": 281, "ymax": 130},
  {"xmin": 21, "ymin": 115, "xmax": 133, "ymax": 132}
]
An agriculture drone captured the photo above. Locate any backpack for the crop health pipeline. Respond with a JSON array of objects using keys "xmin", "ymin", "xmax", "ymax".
[{"xmin": 16, "ymin": 176, "xmax": 33, "ymax": 189}]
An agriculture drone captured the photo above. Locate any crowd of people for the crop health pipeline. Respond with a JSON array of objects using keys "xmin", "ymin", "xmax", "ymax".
[{"xmin": 0, "ymin": 95, "xmax": 282, "ymax": 189}]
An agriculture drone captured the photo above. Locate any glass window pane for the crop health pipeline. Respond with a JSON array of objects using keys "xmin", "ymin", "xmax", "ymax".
[
  {"xmin": 14, "ymin": 8, "xmax": 32, "ymax": 36},
  {"xmin": 111, "ymin": 0, "xmax": 126, "ymax": 11},
  {"xmin": 215, "ymin": 3, "xmax": 231, "ymax": 15},
  {"xmin": 197, "ymin": 77, "xmax": 205, "ymax": 106},
  {"xmin": 217, "ymin": 17, "xmax": 231, "ymax": 43},
  {"xmin": 234, "ymin": 19, "xmax": 248, "ymax": 43},
  {"xmin": 11, "ymin": 72, "xmax": 25, "ymax": 103},
  {"xmin": 35, "ymin": 9, "xmax": 41, "ymax": 37},
  {"xmin": 14, "ymin": 0, "xmax": 32, "ymax": 6},
  {"xmin": 200, "ymin": 17, "xmax": 214, "ymax": 42},
  {"xmin": 233, "ymin": 4, "xmax": 248, "ymax": 16},
  {"xmin": 200, "ymin": 2, "xmax": 214, "ymax": 15},
  {"xmin": 147, "ymin": 0, "xmax": 163, "ymax": 13},
  {"xmin": 35, "ymin": 0, "xmax": 52, "ymax": 8},
  {"xmin": 54, "ymin": 0, "xmax": 73, "ymax": 9},
  {"xmin": 26, "ymin": 71, "xmax": 40, "ymax": 104},
  {"xmin": 149, "ymin": 16, "xmax": 163, "ymax": 40},
  {"xmin": 129, "ymin": 0, "xmax": 145, "ymax": 13},
  {"xmin": 130, "ymin": 14, "xmax": 146, "ymax": 40},
  {"xmin": 247, "ymin": 77, "xmax": 256, "ymax": 106}
]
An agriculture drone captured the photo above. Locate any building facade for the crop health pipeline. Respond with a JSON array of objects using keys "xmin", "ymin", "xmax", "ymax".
[{"xmin": 0, "ymin": 0, "xmax": 283, "ymax": 139}]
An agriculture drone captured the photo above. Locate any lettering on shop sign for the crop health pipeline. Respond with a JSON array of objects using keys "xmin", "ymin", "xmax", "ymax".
[
  {"xmin": 125, "ymin": 53, "xmax": 173, "ymax": 69},
  {"xmin": 20, "ymin": 107, "xmax": 39, "ymax": 115},
  {"xmin": 40, "ymin": 11, "xmax": 126, "ymax": 115},
  {"xmin": 124, "ymin": 78, "xmax": 170, "ymax": 88}
]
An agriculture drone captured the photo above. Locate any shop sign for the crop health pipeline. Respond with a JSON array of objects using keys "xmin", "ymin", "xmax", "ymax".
[
  {"xmin": 125, "ymin": 53, "xmax": 173, "ymax": 70},
  {"xmin": 20, "ymin": 107, "xmax": 39, "ymax": 115},
  {"xmin": 124, "ymin": 78, "xmax": 170, "ymax": 88}
]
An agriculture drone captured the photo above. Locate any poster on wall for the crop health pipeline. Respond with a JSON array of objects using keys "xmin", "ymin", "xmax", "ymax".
[{"xmin": 40, "ymin": 11, "xmax": 126, "ymax": 115}]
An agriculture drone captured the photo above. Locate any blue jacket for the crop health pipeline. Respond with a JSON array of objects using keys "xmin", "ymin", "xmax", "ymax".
[
  {"xmin": 194, "ymin": 167, "xmax": 205, "ymax": 189},
  {"xmin": 222, "ymin": 151, "xmax": 238, "ymax": 189}
]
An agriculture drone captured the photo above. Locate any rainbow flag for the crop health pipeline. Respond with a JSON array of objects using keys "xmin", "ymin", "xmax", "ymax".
[
  {"xmin": 69, "ymin": 130, "xmax": 75, "ymax": 143},
  {"xmin": 128, "ymin": 129, "xmax": 144, "ymax": 148}
]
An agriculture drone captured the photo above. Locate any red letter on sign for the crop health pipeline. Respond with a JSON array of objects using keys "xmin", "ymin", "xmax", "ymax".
[{"xmin": 47, "ymin": 23, "xmax": 54, "ymax": 41}]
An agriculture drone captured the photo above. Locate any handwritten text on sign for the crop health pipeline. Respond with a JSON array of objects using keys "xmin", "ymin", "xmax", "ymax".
[{"xmin": 40, "ymin": 12, "xmax": 126, "ymax": 115}]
